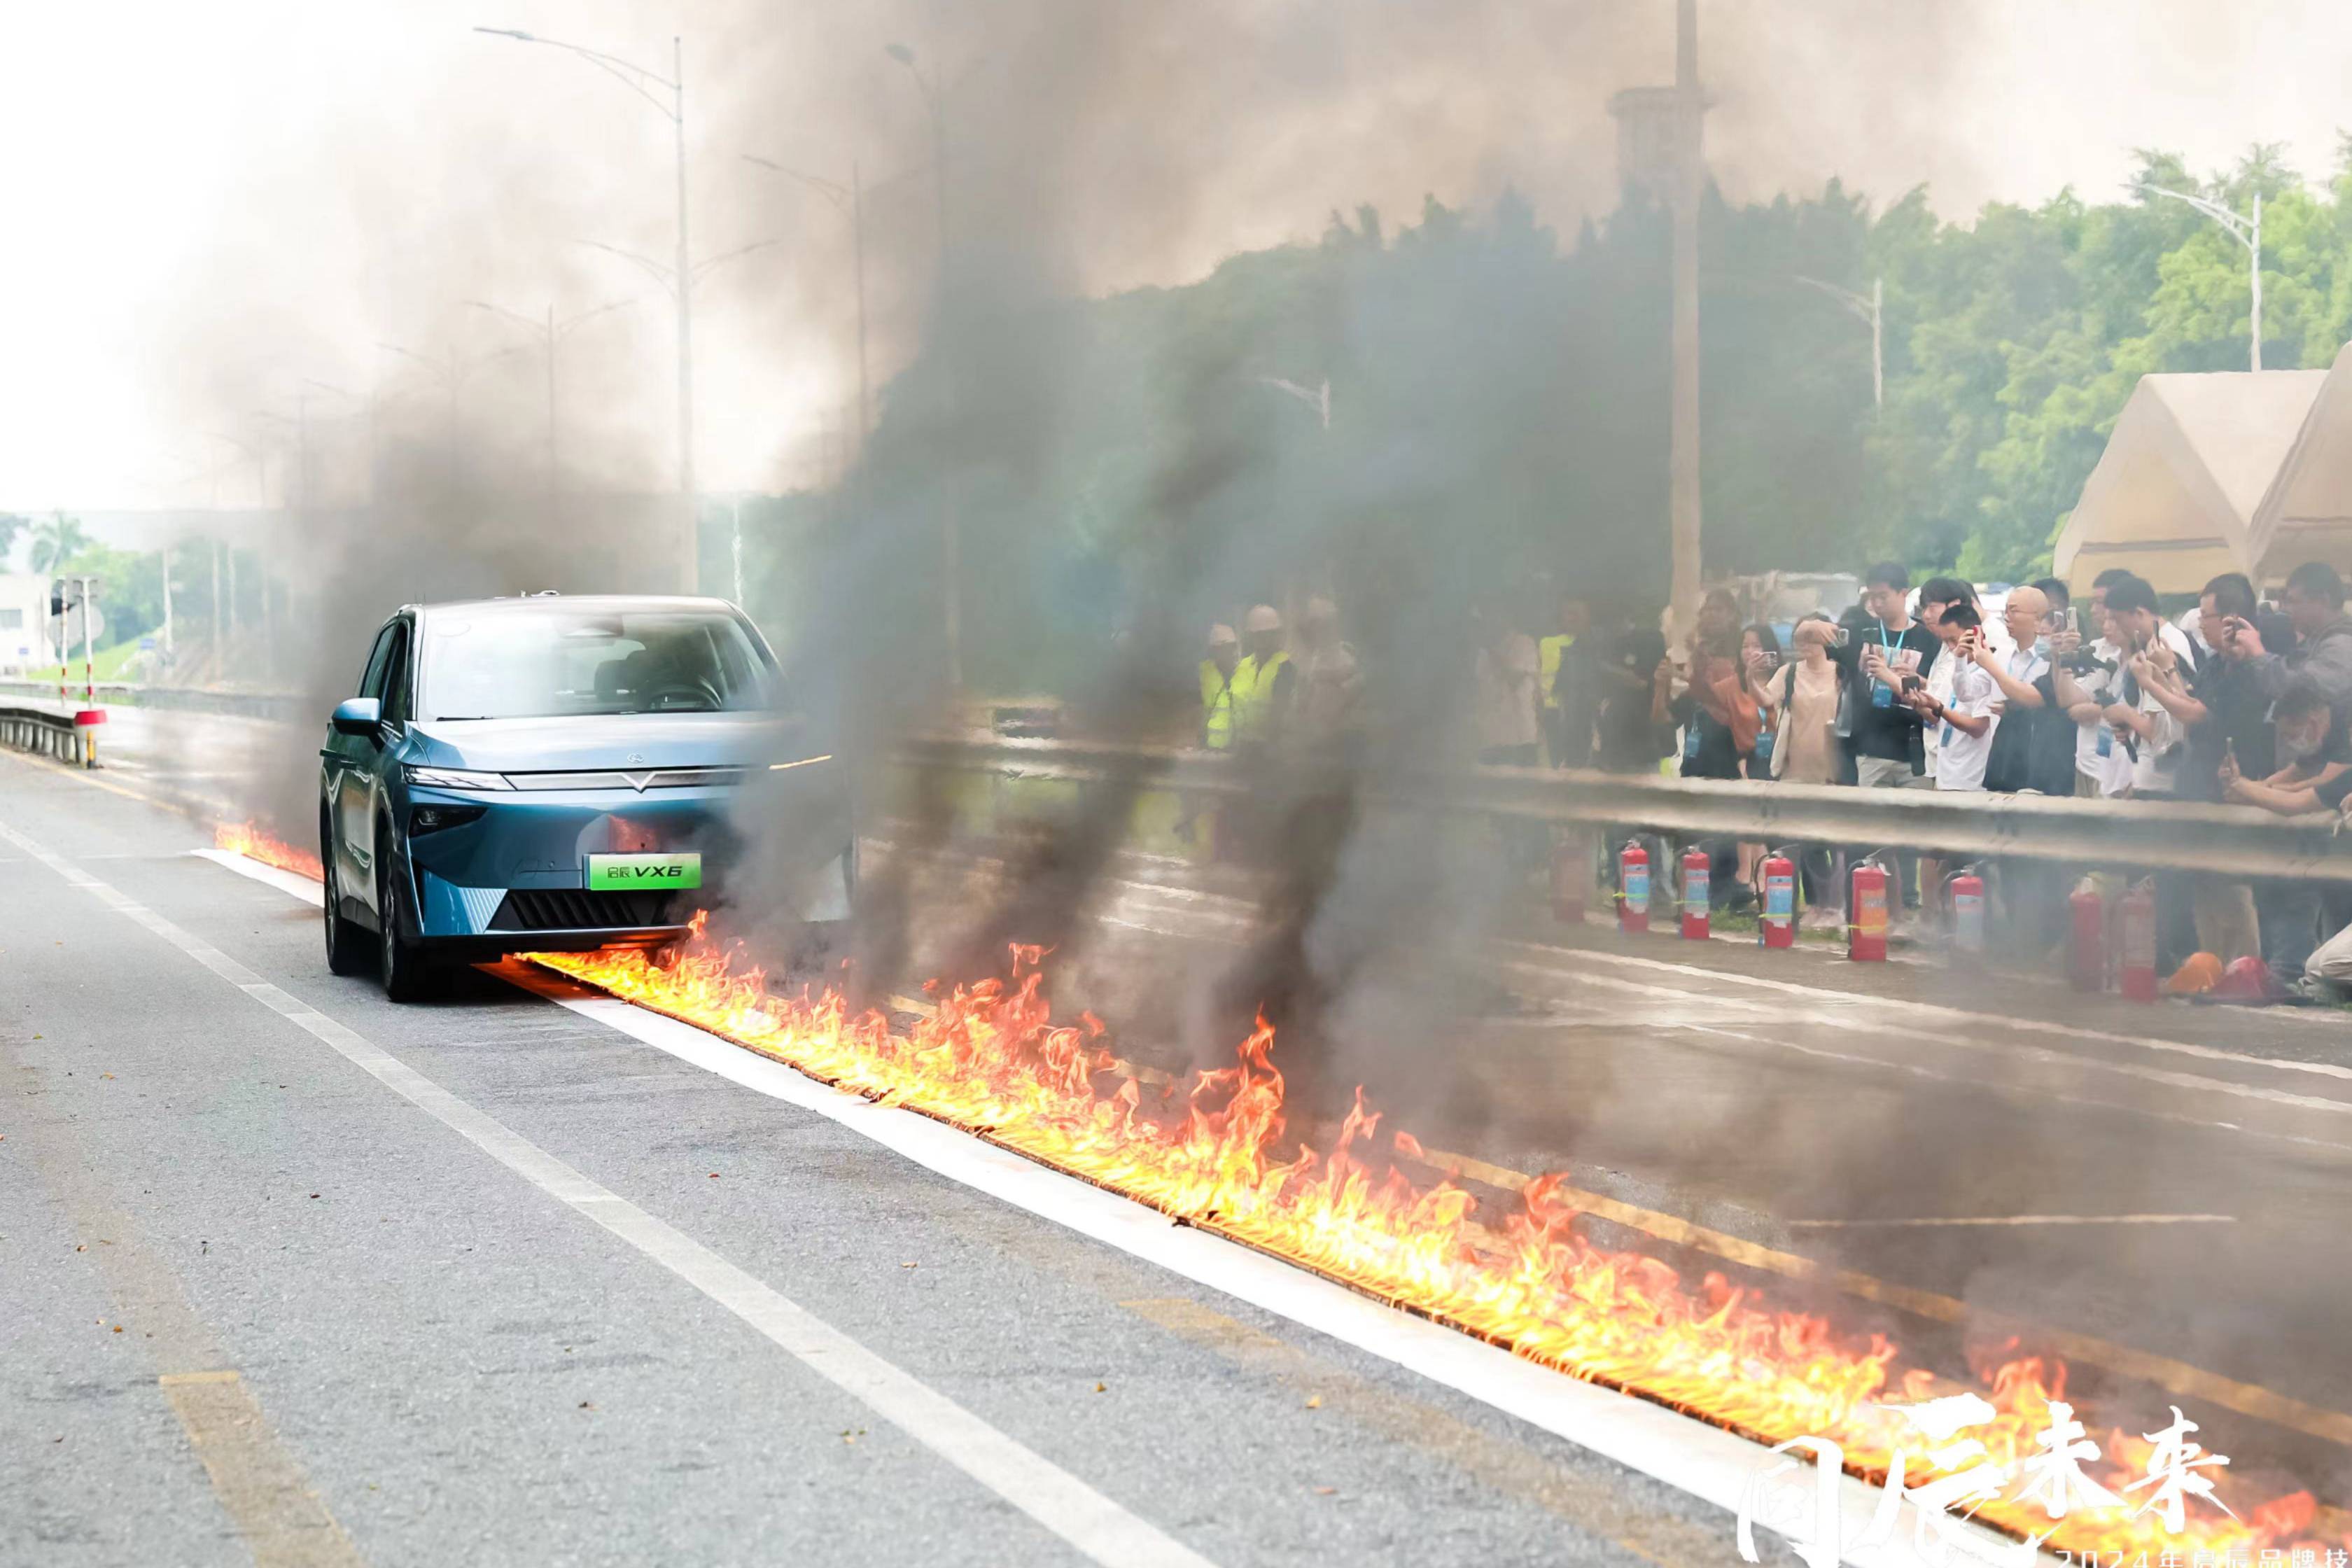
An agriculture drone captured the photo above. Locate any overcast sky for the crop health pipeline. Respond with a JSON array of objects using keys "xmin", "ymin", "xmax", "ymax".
[{"xmin": 3, "ymin": 1, "xmax": 2346, "ymax": 521}]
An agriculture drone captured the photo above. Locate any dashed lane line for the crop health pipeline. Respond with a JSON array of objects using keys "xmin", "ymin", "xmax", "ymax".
[{"xmin": 0, "ymin": 816, "xmax": 1220, "ymax": 1568}]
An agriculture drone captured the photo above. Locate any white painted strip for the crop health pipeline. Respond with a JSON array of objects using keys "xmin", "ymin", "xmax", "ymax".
[
  {"xmin": 196, "ymin": 841, "xmax": 2017, "ymax": 1567},
  {"xmin": 192, "ymin": 846, "xmax": 325, "ymax": 906},
  {"xmin": 1785, "ymin": 1213, "xmax": 2236, "ymax": 1230},
  {"xmin": 6, "ymin": 822, "xmax": 1217, "ymax": 1568},
  {"xmin": 493, "ymin": 962, "xmax": 2003, "ymax": 1568},
  {"xmin": 1496, "ymin": 937, "xmax": 2352, "ymax": 1086}
]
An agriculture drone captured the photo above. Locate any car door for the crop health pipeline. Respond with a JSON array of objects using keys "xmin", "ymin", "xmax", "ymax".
[
  {"xmin": 326, "ymin": 622, "xmax": 399, "ymax": 904},
  {"xmin": 351, "ymin": 617, "xmax": 414, "ymax": 918}
]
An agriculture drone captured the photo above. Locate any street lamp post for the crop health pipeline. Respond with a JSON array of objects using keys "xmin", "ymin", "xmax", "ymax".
[
  {"xmin": 465, "ymin": 295, "xmax": 638, "ymax": 507},
  {"xmin": 742, "ymin": 155, "xmax": 873, "ymax": 442},
  {"xmin": 887, "ymin": 42, "xmax": 961, "ymax": 690},
  {"xmin": 2132, "ymin": 181, "xmax": 2264, "ymax": 372},
  {"xmin": 476, "ymin": 26, "xmax": 696, "ymax": 586},
  {"xmin": 1793, "ymin": 274, "xmax": 1883, "ymax": 407},
  {"xmin": 1256, "ymin": 376, "xmax": 1332, "ymax": 430}
]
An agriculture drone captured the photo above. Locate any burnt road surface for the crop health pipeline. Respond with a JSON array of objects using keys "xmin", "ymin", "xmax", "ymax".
[{"xmin": 2, "ymin": 744, "xmax": 1733, "ymax": 1567}]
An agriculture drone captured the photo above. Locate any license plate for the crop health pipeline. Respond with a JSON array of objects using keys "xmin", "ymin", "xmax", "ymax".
[{"xmin": 586, "ymin": 853, "xmax": 701, "ymax": 891}]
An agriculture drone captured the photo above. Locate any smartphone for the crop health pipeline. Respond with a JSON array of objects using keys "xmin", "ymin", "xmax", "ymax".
[{"xmin": 1830, "ymin": 625, "xmax": 1851, "ymax": 649}]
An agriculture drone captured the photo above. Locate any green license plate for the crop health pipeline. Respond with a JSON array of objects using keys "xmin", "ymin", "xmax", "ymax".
[{"xmin": 586, "ymin": 853, "xmax": 701, "ymax": 891}]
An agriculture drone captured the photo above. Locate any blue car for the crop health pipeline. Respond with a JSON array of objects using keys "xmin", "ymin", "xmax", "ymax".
[{"xmin": 318, "ymin": 594, "xmax": 850, "ymax": 1000}]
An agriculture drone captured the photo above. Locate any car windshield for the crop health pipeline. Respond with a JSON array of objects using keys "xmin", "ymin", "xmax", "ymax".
[{"xmin": 417, "ymin": 606, "xmax": 776, "ymax": 720}]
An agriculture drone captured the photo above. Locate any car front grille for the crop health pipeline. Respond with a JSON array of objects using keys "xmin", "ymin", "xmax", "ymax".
[
  {"xmin": 488, "ymin": 888, "xmax": 685, "ymax": 932},
  {"xmin": 500, "ymin": 766, "xmax": 748, "ymax": 792}
]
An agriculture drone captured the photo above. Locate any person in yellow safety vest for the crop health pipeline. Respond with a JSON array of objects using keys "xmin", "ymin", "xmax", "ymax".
[
  {"xmin": 1200, "ymin": 623, "xmax": 1240, "ymax": 748},
  {"xmin": 1539, "ymin": 592, "xmax": 1592, "ymax": 767},
  {"xmin": 1230, "ymin": 604, "xmax": 1294, "ymax": 745}
]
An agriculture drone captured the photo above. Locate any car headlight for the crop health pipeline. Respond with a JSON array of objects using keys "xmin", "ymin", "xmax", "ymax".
[{"xmin": 402, "ymin": 765, "xmax": 512, "ymax": 791}]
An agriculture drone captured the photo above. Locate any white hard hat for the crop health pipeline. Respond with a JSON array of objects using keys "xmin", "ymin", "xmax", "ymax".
[
  {"xmin": 1208, "ymin": 623, "xmax": 1238, "ymax": 647},
  {"xmin": 1244, "ymin": 605, "xmax": 1283, "ymax": 634}
]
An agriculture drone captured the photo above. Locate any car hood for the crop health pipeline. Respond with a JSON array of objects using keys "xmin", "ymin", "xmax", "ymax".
[{"xmin": 402, "ymin": 712, "xmax": 816, "ymax": 774}]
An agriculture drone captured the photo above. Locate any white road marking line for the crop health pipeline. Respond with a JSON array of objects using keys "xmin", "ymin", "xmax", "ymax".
[
  {"xmin": 495, "ymin": 964, "xmax": 1984, "ymax": 1568},
  {"xmin": 1495, "ymin": 938, "xmax": 2352, "ymax": 1086},
  {"xmin": 1094, "ymin": 897, "xmax": 2352, "ymax": 1144},
  {"xmin": 192, "ymin": 847, "xmax": 324, "ymax": 906},
  {"xmin": 6, "ymin": 822, "xmax": 1216, "ymax": 1568},
  {"xmin": 1784, "ymin": 1213, "xmax": 2236, "ymax": 1230},
  {"xmin": 195, "ymin": 844, "xmax": 1989, "ymax": 1568},
  {"xmin": 1530, "ymin": 967, "xmax": 2352, "ymax": 1134}
]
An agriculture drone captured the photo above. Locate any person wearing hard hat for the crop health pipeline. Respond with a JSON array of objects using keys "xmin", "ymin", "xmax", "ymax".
[
  {"xmin": 1200, "ymin": 624, "xmax": 1240, "ymax": 750},
  {"xmin": 1230, "ymin": 604, "xmax": 1294, "ymax": 746}
]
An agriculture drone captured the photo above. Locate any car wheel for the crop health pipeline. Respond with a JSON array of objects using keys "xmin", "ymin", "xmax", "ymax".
[
  {"xmin": 375, "ymin": 819, "xmax": 438, "ymax": 1002},
  {"xmin": 321, "ymin": 818, "xmax": 366, "ymax": 976}
]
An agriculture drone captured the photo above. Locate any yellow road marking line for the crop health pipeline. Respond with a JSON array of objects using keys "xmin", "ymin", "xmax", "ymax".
[
  {"xmin": 1785, "ymin": 1213, "xmax": 2236, "ymax": 1229},
  {"xmin": 1, "ymin": 1026, "xmax": 367, "ymax": 1567},
  {"xmin": 1408, "ymin": 1141, "xmax": 2352, "ymax": 1449},
  {"xmin": 0, "ymin": 740, "xmax": 191, "ymax": 812},
  {"xmin": 889, "ymin": 974, "xmax": 2352, "ymax": 1446}
]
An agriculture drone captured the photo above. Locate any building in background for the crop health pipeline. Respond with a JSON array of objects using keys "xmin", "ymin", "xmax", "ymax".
[{"xmin": 0, "ymin": 573, "xmax": 49, "ymax": 675}]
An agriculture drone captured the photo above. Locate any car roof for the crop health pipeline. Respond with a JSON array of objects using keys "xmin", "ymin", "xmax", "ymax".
[{"xmin": 406, "ymin": 594, "xmax": 742, "ymax": 620}]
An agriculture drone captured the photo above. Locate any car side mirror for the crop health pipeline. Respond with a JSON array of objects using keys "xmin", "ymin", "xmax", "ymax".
[{"xmin": 331, "ymin": 696, "xmax": 383, "ymax": 739}]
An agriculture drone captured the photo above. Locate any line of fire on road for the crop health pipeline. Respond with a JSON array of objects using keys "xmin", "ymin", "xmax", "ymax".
[
  {"xmin": 519, "ymin": 926, "xmax": 2336, "ymax": 1562},
  {"xmin": 196, "ymin": 818, "xmax": 2336, "ymax": 1561}
]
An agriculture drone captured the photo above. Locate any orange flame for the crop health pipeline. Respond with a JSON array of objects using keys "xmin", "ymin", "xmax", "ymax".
[
  {"xmin": 528, "ymin": 931, "xmax": 2341, "ymax": 1560},
  {"xmin": 214, "ymin": 820, "xmax": 323, "ymax": 881}
]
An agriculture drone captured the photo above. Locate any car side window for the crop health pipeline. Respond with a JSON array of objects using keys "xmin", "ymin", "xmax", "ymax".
[
  {"xmin": 379, "ymin": 622, "xmax": 413, "ymax": 724},
  {"xmin": 357, "ymin": 625, "xmax": 397, "ymax": 699}
]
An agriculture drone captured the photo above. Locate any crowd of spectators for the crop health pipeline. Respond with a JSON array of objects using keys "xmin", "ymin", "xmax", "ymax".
[
  {"xmin": 1522, "ymin": 559, "xmax": 2352, "ymax": 998},
  {"xmin": 1192, "ymin": 561, "xmax": 2352, "ymax": 997}
]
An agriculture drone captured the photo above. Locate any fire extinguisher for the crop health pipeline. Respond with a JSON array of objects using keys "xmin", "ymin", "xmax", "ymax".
[
  {"xmin": 1759, "ymin": 852, "xmax": 1796, "ymax": 949},
  {"xmin": 1948, "ymin": 868, "xmax": 1986, "ymax": 961},
  {"xmin": 2068, "ymin": 880, "xmax": 2108, "ymax": 992},
  {"xmin": 1618, "ymin": 840, "xmax": 1651, "ymax": 934},
  {"xmin": 1550, "ymin": 834, "xmax": 1586, "ymax": 925},
  {"xmin": 1848, "ymin": 859, "xmax": 1889, "ymax": 962},
  {"xmin": 2119, "ymin": 878, "xmax": 2158, "ymax": 1002},
  {"xmin": 1681, "ymin": 847, "xmax": 1711, "ymax": 940}
]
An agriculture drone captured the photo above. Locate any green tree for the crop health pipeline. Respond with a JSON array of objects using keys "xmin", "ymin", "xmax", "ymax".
[{"xmin": 29, "ymin": 512, "xmax": 90, "ymax": 575}]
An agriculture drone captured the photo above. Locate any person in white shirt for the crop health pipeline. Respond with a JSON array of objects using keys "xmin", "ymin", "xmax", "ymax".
[
  {"xmin": 1914, "ymin": 577, "xmax": 1977, "ymax": 783},
  {"xmin": 1910, "ymin": 601, "xmax": 2001, "ymax": 792},
  {"xmin": 2100, "ymin": 576, "xmax": 2194, "ymax": 798}
]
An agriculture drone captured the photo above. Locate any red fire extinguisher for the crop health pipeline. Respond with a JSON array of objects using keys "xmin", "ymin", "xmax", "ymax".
[
  {"xmin": 2119, "ymin": 879, "xmax": 2158, "ymax": 1002},
  {"xmin": 2068, "ymin": 881, "xmax": 2108, "ymax": 992},
  {"xmin": 1949, "ymin": 869, "xmax": 1986, "ymax": 960},
  {"xmin": 1550, "ymin": 834, "xmax": 1586, "ymax": 925},
  {"xmin": 1618, "ymin": 840, "xmax": 1651, "ymax": 934},
  {"xmin": 1849, "ymin": 860, "xmax": 1889, "ymax": 962},
  {"xmin": 1681, "ymin": 848, "xmax": 1711, "ymax": 940},
  {"xmin": 1759, "ymin": 853, "xmax": 1796, "ymax": 950}
]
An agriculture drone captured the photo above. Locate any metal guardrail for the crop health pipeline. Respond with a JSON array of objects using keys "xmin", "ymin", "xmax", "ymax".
[
  {"xmin": 896, "ymin": 734, "xmax": 2352, "ymax": 883},
  {"xmin": 0, "ymin": 704, "xmax": 86, "ymax": 764},
  {"xmin": 0, "ymin": 680, "xmax": 304, "ymax": 722}
]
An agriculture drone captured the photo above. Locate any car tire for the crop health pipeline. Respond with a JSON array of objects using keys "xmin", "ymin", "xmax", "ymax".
[
  {"xmin": 321, "ymin": 818, "xmax": 366, "ymax": 976},
  {"xmin": 376, "ymin": 819, "xmax": 438, "ymax": 1003}
]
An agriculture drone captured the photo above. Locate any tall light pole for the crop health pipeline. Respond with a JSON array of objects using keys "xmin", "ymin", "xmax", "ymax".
[
  {"xmin": 465, "ymin": 295, "xmax": 638, "ymax": 505},
  {"xmin": 743, "ymin": 155, "xmax": 874, "ymax": 442},
  {"xmin": 1256, "ymin": 376, "xmax": 1332, "ymax": 430},
  {"xmin": 476, "ymin": 26, "xmax": 696, "ymax": 586},
  {"xmin": 2132, "ymin": 181, "xmax": 2264, "ymax": 371},
  {"xmin": 1667, "ymin": 0, "xmax": 1704, "ymax": 640},
  {"xmin": 887, "ymin": 41, "xmax": 960, "ymax": 689},
  {"xmin": 1794, "ymin": 274, "xmax": 1883, "ymax": 407}
]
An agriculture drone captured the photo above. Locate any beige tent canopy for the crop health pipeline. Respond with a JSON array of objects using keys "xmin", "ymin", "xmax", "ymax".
[
  {"xmin": 2250, "ymin": 342, "xmax": 2352, "ymax": 584},
  {"xmin": 2052, "ymin": 368, "xmax": 2325, "ymax": 596}
]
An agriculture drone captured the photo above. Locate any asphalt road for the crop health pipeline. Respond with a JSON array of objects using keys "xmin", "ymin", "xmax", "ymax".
[
  {"xmin": 1, "ymin": 746, "xmax": 1738, "ymax": 1568},
  {"xmin": 13, "ymin": 708, "xmax": 2352, "ymax": 1564}
]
